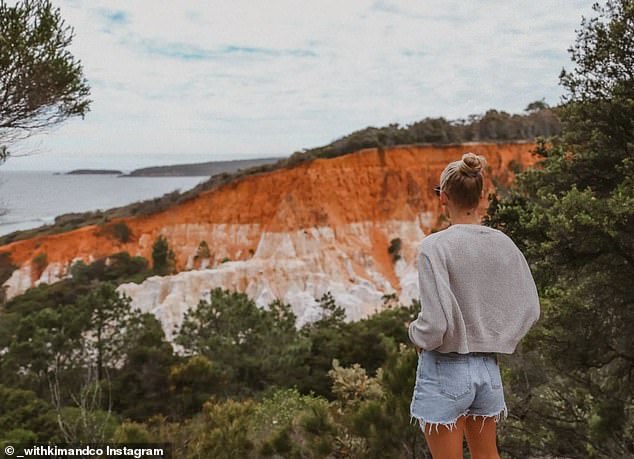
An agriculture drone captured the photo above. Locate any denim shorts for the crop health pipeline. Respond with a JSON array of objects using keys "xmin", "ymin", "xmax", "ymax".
[{"xmin": 410, "ymin": 349, "xmax": 508, "ymax": 435}]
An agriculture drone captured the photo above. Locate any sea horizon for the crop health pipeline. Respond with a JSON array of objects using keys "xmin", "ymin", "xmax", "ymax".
[
  {"xmin": 0, "ymin": 170, "xmax": 206, "ymax": 237},
  {"xmin": 0, "ymin": 151, "xmax": 284, "ymax": 173}
]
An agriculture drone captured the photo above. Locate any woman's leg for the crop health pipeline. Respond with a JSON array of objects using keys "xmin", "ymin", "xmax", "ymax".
[
  {"xmin": 423, "ymin": 415, "xmax": 466, "ymax": 459},
  {"xmin": 464, "ymin": 415, "xmax": 500, "ymax": 459}
]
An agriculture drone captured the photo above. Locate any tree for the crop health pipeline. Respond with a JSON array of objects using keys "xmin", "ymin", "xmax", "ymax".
[
  {"xmin": 175, "ymin": 288, "xmax": 310, "ymax": 394},
  {"xmin": 0, "ymin": 0, "xmax": 91, "ymax": 157},
  {"xmin": 524, "ymin": 99, "xmax": 549, "ymax": 113},
  {"xmin": 0, "ymin": 384, "xmax": 59, "ymax": 443},
  {"xmin": 151, "ymin": 235, "xmax": 176, "ymax": 275},
  {"xmin": 76, "ymin": 282, "xmax": 136, "ymax": 382},
  {"xmin": 387, "ymin": 237, "xmax": 402, "ymax": 263},
  {"xmin": 110, "ymin": 312, "xmax": 176, "ymax": 420},
  {"xmin": 167, "ymin": 355, "xmax": 227, "ymax": 418},
  {"xmin": 486, "ymin": 1, "xmax": 634, "ymax": 456}
]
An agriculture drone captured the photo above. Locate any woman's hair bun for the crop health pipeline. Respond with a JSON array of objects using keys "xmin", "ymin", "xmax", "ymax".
[{"xmin": 459, "ymin": 152, "xmax": 487, "ymax": 177}]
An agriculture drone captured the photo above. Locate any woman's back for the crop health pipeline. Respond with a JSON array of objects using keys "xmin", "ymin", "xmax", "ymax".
[{"xmin": 409, "ymin": 223, "xmax": 540, "ymax": 354}]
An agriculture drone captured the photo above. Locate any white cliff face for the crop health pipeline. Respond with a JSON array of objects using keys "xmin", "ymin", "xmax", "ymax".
[
  {"xmin": 4, "ymin": 264, "xmax": 33, "ymax": 299},
  {"xmin": 116, "ymin": 217, "xmax": 430, "ymax": 341},
  {"xmin": 3, "ymin": 256, "xmax": 92, "ymax": 298},
  {"xmin": 2, "ymin": 216, "xmax": 431, "ymax": 341}
]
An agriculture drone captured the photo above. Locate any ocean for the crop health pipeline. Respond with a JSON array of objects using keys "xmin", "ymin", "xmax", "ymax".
[{"xmin": 0, "ymin": 171, "xmax": 206, "ymax": 237}]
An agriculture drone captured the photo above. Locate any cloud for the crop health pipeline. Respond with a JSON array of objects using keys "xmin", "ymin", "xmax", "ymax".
[
  {"xmin": 3, "ymin": 0, "xmax": 597, "ymax": 171},
  {"xmin": 101, "ymin": 9, "xmax": 128, "ymax": 25},
  {"xmin": 137, "ymin": 41, "xmax": 318, "ymax": 61},
  {"xmin": 371, "ymin": 0, "xmax": 421, "ymax": 17}
]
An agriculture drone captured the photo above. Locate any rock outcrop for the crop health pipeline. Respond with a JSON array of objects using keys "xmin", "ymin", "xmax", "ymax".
[{"xmin": 0, "ymin": 142, "xmax": 539, "ymax": 337}]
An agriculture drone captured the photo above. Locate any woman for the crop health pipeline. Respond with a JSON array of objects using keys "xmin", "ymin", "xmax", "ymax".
[{"xmin": 408, "ymin": 152, "xmax": 540, "ymax": 459}]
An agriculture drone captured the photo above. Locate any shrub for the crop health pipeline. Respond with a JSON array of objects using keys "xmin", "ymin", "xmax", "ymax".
[
  {"xmin": 109, "ymin": 221, "xmax": 133, "ymax": 243},
  {"xmin": 111, "ymin": 421, "xmax": 152, "ymax": 443},
  {"xmin": 387, "ymin": 238, "xmax": 402, "ymax": 263},
  {"xmin": 152, "ymin": 235, "xmax": 176, "ymax": 275},
  {"xmin": 32, "ymin": 252, "xmax": 47, "ymax": 275}
]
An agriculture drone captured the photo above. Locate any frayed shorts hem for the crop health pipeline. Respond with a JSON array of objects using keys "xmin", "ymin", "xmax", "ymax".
[{"xmin": 410, "ymin": 404, "xmax": 508, "ymax": 435}]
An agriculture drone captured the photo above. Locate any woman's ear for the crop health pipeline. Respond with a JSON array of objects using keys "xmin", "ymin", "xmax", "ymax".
[{"xmin": 440, "ymin": 190, "xmax": 448, "ymax": 205}]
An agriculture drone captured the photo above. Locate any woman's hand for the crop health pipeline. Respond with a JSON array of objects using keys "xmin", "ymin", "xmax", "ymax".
[{"xmin": 406, "ymin": 320, "xmax": 422, "ymax": 354}]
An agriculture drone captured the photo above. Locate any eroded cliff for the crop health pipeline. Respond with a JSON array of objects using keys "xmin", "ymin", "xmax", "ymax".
[{"xmin": 0, "ymin": 142, "xmax": 539, "ymax": 336}]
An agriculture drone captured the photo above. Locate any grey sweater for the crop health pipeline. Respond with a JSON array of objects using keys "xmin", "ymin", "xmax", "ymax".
[{"xmin": 408, "ymin": 224, "xmax": 540, "ymax": 354}]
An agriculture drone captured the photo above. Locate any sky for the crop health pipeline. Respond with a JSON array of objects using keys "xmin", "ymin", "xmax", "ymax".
[{"xmin": 2, "ymin": 0, "xmax": 595, "ymax": 172}]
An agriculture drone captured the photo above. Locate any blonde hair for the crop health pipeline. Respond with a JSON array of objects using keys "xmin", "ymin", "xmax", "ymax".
[{"xmin": 439, "ymin": 152, "xmax": 488, "ymax": 209}]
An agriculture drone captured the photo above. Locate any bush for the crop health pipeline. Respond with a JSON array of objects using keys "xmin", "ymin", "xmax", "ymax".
[
  {"xmin": 152, "ymin": 235, "xmax": 176, "ymax": 275},
  {"xmin": 70, "ymin": 252, "xmax": 150, "ymax": 284},
  {"xmin": 0, "ymin": 252, "xmax": 16, "ymax": 284},
  {"xmin": 168, "ymin": 355, "xmax": 228, "ymax": 418},
  {"xmin": 32, "ymin": 252, "xmax": 47, "ymax": 274},
  {"xmin": 387, "ymin": 238, "xmax": 402, "ymax": 263},
  {"xmin": 103, "ymin": 221, "xmax": 133, "ymax": 243},
  {"xmin": 111, "ymin": 421, "xmax": 152, "ymax": 443},
  {"xmin": 188, "ymin": 398, "xmax": 255, "ymax": 459},
  {"xmin": 0, "ymin": 385, "xmax": 59, "ymax": 443}
]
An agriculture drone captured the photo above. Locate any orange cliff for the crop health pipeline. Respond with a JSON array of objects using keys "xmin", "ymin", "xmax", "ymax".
[{"xmin": 0, "ymin": 142, "xmax": 540, "ymax": 330}]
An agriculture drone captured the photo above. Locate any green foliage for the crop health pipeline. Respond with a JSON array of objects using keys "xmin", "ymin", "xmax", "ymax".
[
  {"xmin": 304, "ymin": 106, "xmax": 560, "ymax": 160},
  {"xmin": 0, "ymin": 145, "xmax": 9, "ymax": 164},
  {"xmin": 76, "ymin": 282, "xmax": 136, "ymax": 381},
  {"xmin": 0, "ymin": 0, "xmax": 91, "ymax": 143},
  {"xmin": 314, "ymin": 291, "xmax": 346, "ymax": 324},
  {"xmin": 299, "ymin": 295, "xmax": 413, "ymax": 398},
  {"xmin": 328, "ymin": 359, "xmax": 383, "ymax": 407},
  {"xmin": 0, "ymin": 251, "xmax": 16, "ymax": 284},
  {"xmin": 151, "ymin": 234, "xmax": 176, "ymax": 275},
  {"xmin": 0, "ymin": 286, "xmax": 91, "ymax": 395},
  {"xmin": 266, "ymin": 394, "xmax": 338, "ymax": 457},
  {"xmin": 0, "ymin": 277, "xmax": 163, "ymax": 408},
  {"xmin": 32, "ymin": 251, "xmax": 47, "ymax": 272},
  {"xmin": 70, "ymin": 252, "xmax": 150, "ymax": 285},
  {"xmin": 251, "ymin": 388, "xmax": 335, "ymax": 457},
  {"xmin": 98, "ymin": 221, "xmax": 133, "ymax": 243},
  {"xmin": 111, "ymin": 421, "xmax": 152, "ymax": 443},
  {"xmin": 485, "ymin": 1, "xmax": 634, "ymax": 456},
  {"xmin": 168, "ymin": 355, "xmax": 228, "ymax": 418},
  {"xmin": 525, "ymin": 99, "xmax": 549, "ymax": 113},
  {"xmin": 126, "ymin": 414, "xmax": 200, "ymax": 459},
  {"xmin": 0, "ymin": 251, "xmax": 16, "ymax": 303},
  {"xmin": 387, "ymin": 237, "xmax": 402, "ymax": 263},
  {"xmin": 0, "ymin": 428, "xmax": 38, "ymax": 450},
  {"xmin": 0, "ymin": 276, "xmax": 180, "ymax": 441},
  {"xmin": 297, "ymin": 401, "xmax": 339, "ymax": 456},
  {"xmin": 175, "ymin": 288, "xmax": 310, "ymax": 394},
  {"xmin": 343, "ymin": 344, "xmax": 425, "ymax": 458},
  {"xmin": 187, "ymin": 398, "xmax": 255, "ymax": 459},
  {"xmin": 252, "ymin": 388, "xmax": 317, "ymax": 434},
  {"xmin": 56, "ymin": 405, "xmax": 118, "ymax": 444},
  {"xmin": 110, "ymin": 312, "xmax": 176, "ymax": 420},
  {"xmin": 0, "ymin": 384, "xmax": 59, "ymax": 443}
]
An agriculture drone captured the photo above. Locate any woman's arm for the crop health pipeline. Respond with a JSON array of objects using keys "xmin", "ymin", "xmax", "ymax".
[{"xmin": 408, "ymin": 252, "xmax": 448, "ymax": 351}]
